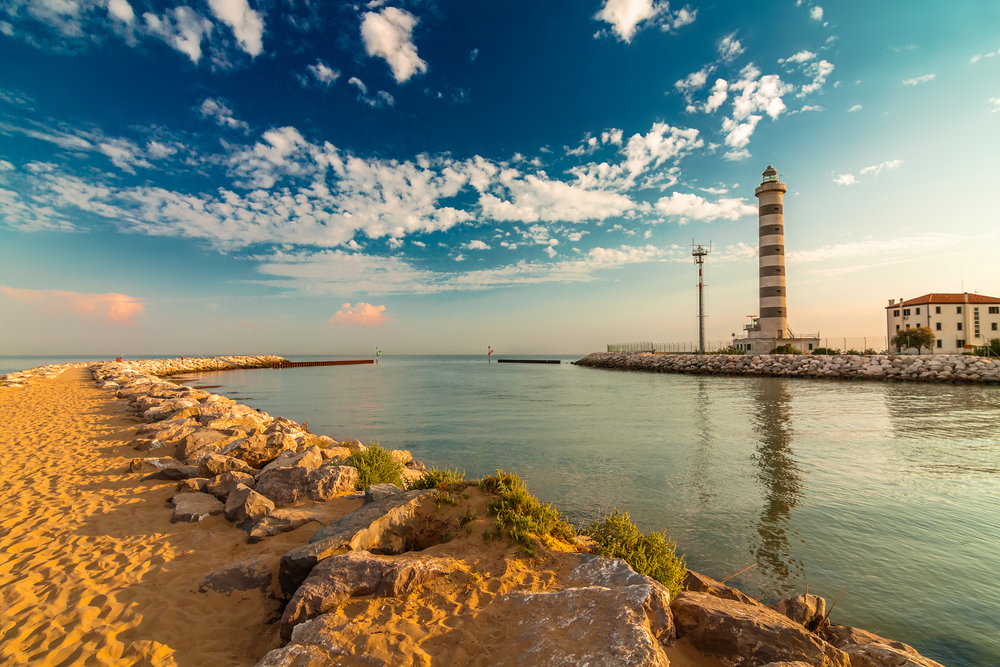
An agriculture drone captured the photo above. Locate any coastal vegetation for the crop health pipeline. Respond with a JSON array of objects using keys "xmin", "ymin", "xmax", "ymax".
[
  {"xmin": 345, "ymin": 443, "xmax": 404, "ymax": 490},
  {"xmin": 478, "ymin": 470, "xmax": 576, "ymax": 557},
  {"xmin": 891, "ymin": 326, "xmax": 936, "ymax": 354},
  {"xmin": 585, "ymin": 509, "xmax": 687, "ymax": 599}
]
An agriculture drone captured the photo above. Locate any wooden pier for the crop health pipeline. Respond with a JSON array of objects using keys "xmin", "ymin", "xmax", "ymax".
[
  {"xmin": 272, "ymin": 360, "xmax": 373, "ymax": 368},
  {"xmin": 496, "ymin": 359, "xmax": 561, "ymax": 364}
]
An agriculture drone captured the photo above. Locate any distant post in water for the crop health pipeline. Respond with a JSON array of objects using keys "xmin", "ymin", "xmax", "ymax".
[
  {"xmin": 375, "ymin": 347, "xmax": 380, "ymax": 364},
  {"xmin": 692, "ymin": 240, "xmax": 712, "ymax": 353}
]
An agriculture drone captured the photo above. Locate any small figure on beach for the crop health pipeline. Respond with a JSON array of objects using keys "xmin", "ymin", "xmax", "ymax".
[
  {"xmin": 376, "ymin": 347, "xmax": 381, "ymax": 364},
  {"xmin": 488, "ymin": 346, "xmax": 493, "ymax": 363},
  {"xmin": 115, "ymin": 357, "xmax": 122, "ymax": 362}
]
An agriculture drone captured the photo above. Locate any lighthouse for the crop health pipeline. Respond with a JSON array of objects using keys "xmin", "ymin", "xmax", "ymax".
[
  {"xmin": 732, "ymin": 166, "xmax": 820, "ymax": 354},
  {"xmin": 756, "ymin": 165, "xmax": 788, "ymax": 339}
]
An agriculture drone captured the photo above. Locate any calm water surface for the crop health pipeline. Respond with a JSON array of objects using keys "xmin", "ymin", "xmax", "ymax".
[{"xmin": 166, "ymin": 354, "xmax": 999, "ymax": 666}]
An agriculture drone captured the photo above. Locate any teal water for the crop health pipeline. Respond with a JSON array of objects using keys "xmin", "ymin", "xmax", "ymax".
[{"xmin": 59, "ymin": 354, "xmax": 1000, "ymax": 665}]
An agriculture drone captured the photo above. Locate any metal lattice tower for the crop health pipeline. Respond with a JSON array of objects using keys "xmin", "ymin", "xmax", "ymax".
[{"xmin": 692, "ymin": 240, "xmax": 712, "ymax": 353}]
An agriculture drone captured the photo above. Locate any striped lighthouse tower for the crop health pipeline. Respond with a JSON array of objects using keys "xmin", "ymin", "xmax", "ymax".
[{"xmin": 755, "ymin": 165, "xmax": 787, "ymax": 340}]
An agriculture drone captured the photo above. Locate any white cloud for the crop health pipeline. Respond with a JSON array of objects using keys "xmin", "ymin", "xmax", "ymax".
[
  {"xmin": 990, "ymin": 97, "xmax": 1000, "ymax": 113},
  {"xmin": 698, "ymin": 186, "xmax": 728, "ymax": 194},
  {"xmin": 670, "ymin": 6, "xmax": 696, "ymax": 29},
  {"xmin": 721, "ymin": 115, "xmax": 760, "ymax": 149},
  {"xmin": 703, "ymin": 78, "xmax": 728, "ymax": 113},
  {"xmin": 847, "ymin": 104, "xmax": 862, "ymax": 112},
  {"xmin": 360, "ymin": 7, "xmax": 428, "ymax": 83},
  {"xmin": 723, "ymin": 149, "xmax": 751, "ymax": 161},
  {"xmin": 198, "ymin": 98, "xmax": 250, "ymax": 132},
  {"xmin": 675, "ymin": 66, "xmax": 712, "ymax": 98},
  {"xmin": 717, "ymin": 32, "xmax": 744, "ymax": 62},
  {"xmin": 463, "ymin": 239, "xmax": 490, "ymax": 250},
  {"xmin": 0, "ymin": 21, "xmax": 13, "ymax": 36},
  {"xmin": 833, "ymin": 173, "xmax": 856, "ymax": 185},
  {"xmin": 107, "ymin": 0, "xmax": 135, "ymax": 23},
  {"xmin": 779, "ymin": 50, "xmax": 815, "ymax": 64},
  {"xmin": 798, "ymin": 59, "xmax": 834, "ymax": 97},
  {"xmin": 307, "ymin": 60, "xmax": 340, "ymax": 87},
  {"xmin": 810, "ymin": 6, "xmax": 823, "ymax": 20},
  {"xmin": 143, "ymin": 7, "xmax": 214, "ymax": 64},
  {"xmin": 470, "ymin": 48, "xmax": 479, "ymax": 61},
  {"xmin": 0, "ymin": 160, "xmax": 13, "ymax": 171},
  {"xmin": 731, "ymin": 65, "xmax": 793, "ymax": 120},
  {"xmin": 454, "ymin": 253, "xmax": 466, "ymax": 262},
  {"xmin": 601, "ymin": 128, "xmax": 624, "ymax": 145},
  {"xmin": 98, "ymin": 138, "xmax": 152, "ymax": 173},
  {"xmin": 206, "ymin": 0, "xmax": 264, "ymax": 57},
  {"xmin": 654, "ymin": 192, "xmax": 756, "ymax": 222},
  {"xmin": 594, "ymin": 0, "xmax": 664, "ymax": 43},
  {"xmin": 480, "ymin": 172, "xmax": 635, "ymax": 223},
  {"xmin": 790, "ymin": 105, "xmax": 823, "ymax": 114},
  {"xmin": 544, "ymin": 246, "xmax": 557, "ymax": 258},
  {"xmin": 348, "ymin": 77, "xmax": 368, "ymax": 95},
  {"xmin": 902, "ymin": 74, "xmax": 935, "ymax": 86},
  {"xmin": 860, "ymin": 159, "xmax": 903, "ymax": 176}
]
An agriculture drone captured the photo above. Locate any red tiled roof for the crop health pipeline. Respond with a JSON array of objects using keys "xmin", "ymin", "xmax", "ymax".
[{"xmin": 885, "ymin": 293, "xmax": 1000, "ymax": 309}]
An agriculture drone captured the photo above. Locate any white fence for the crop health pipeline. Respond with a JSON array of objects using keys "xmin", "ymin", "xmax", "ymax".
[{"xmin": 607, "ymin": 336, "xmax": 891, "ymax": 354}]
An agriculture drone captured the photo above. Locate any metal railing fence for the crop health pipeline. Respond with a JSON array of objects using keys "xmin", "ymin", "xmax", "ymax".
[{"xmin": 607, "ymin": 336, "xmax": 892, "ymax": 355}]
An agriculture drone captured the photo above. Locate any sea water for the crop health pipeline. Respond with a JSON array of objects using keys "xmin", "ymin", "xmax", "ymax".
[{"xmin": 166, "ymin": 355, "xmax": 998, "ymax": 666}]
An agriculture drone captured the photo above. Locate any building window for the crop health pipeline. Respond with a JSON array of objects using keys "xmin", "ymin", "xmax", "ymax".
[
  {"xmin": 935, "ymin": 306, "xmax": 941, "ymax": 314},
  {"xmin": 993, "ymin": 323, "xmax": 998, "ymax": 331},
  {"xmin": 916, "ymin": 307, "xmax": 921, "ymax": 315},
  {"xmin": 990, "ymin": 307, "xmax": 999, "ymax": 314},
  {"xmin": 808, "ymin": 344, "xmax": 813, "ymax": 350},
  {"xmin": 957, "ymin": 307, "xmax": 963, "ymax": 314},
  {"xmin": 957, "ymin": 322, "xmax": 963, "ymax": 330},
  {"xmin": 936, "ymin": 322, "xmax": 942, "ymax": 331},
  {"xmin": 906, "ymin": 324, "xmax": 910, "ymax": 329},
  {"xmin": 893, "ymin": 309, "xmax": 900, "ymax": 317},
  {"xmin": 896, "ymin": 325, "xmax": 900, "ymax": 331},
  {"xmin": 936, "ymin": 340, "xmax": 942, "ymax": 348},
  {"xmin": 957, "ymin": 339, "xmax": 966, "ymax": 347},
  {"xmin": 903, "ymin": 309, "xmax": 911, "ymax": 316}
]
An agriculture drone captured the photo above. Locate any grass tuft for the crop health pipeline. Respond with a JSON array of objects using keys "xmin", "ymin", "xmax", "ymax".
[
  {"xmin": 345, "ymin": 442, "xmax": 404, "ymax": 491},
  {"xmin": 477, "ymin": 470, "xmax": 576, "ymax": 557},
  {"xmin": 584, "ymin": 509, "xmax": 687, "ymax": 599},
  {"xmin": 408, "ymin": 467, "xmax": 468, "ymax": 493}
]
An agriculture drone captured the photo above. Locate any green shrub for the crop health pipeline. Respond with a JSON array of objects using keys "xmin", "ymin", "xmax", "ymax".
[
  {"xmin": 478, "ymin": 470, "xmax": 576, "ymax": 557},
  {"xmin": 408, "ymin": 466, "xmax": 468, "ymax": 493},
  {"xmin": 585, "ymin": 509, "xmax": 687, "ymax": 599},
  {"xmin": 345, "ymin": 442, "xmax": 404, "ymax": 490},
  {"xmin": 812, "ymin": 347, "xmax": 840, "ymax": 355},
  {"xmin": 772, "ymin": 344, "xmax": 802, "ymax": 354}
]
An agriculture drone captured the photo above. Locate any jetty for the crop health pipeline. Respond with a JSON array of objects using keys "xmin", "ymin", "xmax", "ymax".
[
  {"xmin": 272, "ymin": 360, "xmax": 373, "ymax": 368},
  {"xmin": 497, "ymin": 359, "xmax": 561, "ymax": 364}
]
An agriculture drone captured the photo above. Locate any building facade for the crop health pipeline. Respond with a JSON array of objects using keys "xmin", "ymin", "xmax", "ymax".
[
  {"xmin": 732, "ymin": 166, "xmax": 820, "ymax": 354},
  {"xmin": 886, "ymin": 293, "xmax": 1000, "ymax": 353}
]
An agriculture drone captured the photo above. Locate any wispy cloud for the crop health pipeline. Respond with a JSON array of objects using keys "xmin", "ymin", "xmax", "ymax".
[
  {"xmin": 833, "ymin": 173, "xmax": 856, "ymax": 185},
  {"xmin": 360, "ymin": 7, "xmax": 427, "ymax": 83},
  {"xmin": 902, "ymin": 74, "xmax": 935, "ymax": 86},
  {"xmin": 330, "ymin": 302, "xmax": 388, "ymax": 326},
  {"xmin": 0, "ymin": 286, "xmax": 145, "ymax": 324},
  {"xmin": 206, "ymin": 0, "xmax": 264, "ymax": 57},
  {"xmin": 859, "ymin": 159, "xmax": 903, "ymax": 176},
  {"xmin": 198, "ymin": 98, "xmax": 250, "ymax": 132},
  {"xmin": 654, "ymin": 192, "xmax": 756, "ymax": 223},
  {"xmin": 593, "ymin": 0, "xmax": 695, "ymax": 43},
  {"xmin": 847, "ymin": 104, "xmax": 862, "ymax": 112}
]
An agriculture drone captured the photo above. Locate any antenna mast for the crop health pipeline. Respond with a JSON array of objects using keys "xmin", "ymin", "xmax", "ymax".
[{"xmin": 692, "ymin": 240, "xmax": 712, "ymax": 353}]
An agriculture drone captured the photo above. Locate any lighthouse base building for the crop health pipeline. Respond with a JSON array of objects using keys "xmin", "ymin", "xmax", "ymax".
[{"xmin": 732, "ymin": 165, "xmax": 820, "ymax": 355}]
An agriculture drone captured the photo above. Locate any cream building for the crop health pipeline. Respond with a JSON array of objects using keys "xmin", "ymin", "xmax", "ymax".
[{"xmin": 886, "ymin": 293, "xmax": 1000, "ymax": 353}]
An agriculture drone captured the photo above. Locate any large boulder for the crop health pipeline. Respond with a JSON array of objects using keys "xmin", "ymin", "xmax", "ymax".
[
  {"xmin": 199, "ymin": 557, "xmax": 273, "ymax": 595},
  {"xmin": 223, "ymin": 433, "xmax": 296, "ymax": 468},
  {"xmin": 142, "ymin": 465, "xmax": 200, "ymax": 481},
  {"xmin": 176, "ymin": 428, "xmax": 241, "ymax": 462},
  {"xmin": 225, "ymin": 484, "xmax": 275, "ymax": 525},
  {"xmin": 255, "ymin": 466, "xmax": 312, "ymax": 507},
  {"xmin": 206, "ymin": 471, "xmax": 256, "ymax": 501},
  {"xmin": 278, "ymin": 489, "xmax": 433, "ymax": 597},
  {"xmin": 128, "ymin": 457, "xmax": 183, "ymax": 473},
  {"xmin": 258, "ymin": 447, "xmax": 323, "ymax": 476},
  {"xmin": 249, "ymin": 508, "xmax": 328, "ymax": 544},
  {"xmin": 777, "ymin": 593, "xmax": 826, "ymax": 632},
  {"xmin": 671, "ymin": 591, "xmax": 850, "ymax": 667},
  {"xmin": 280, "ymin": 550, "xmax": 452, "ymax": 643},
  {"xmin": 319, "ymin": 446, "xmax": 352, "ymax": 463},
  {"xmin": 171, "ymin": 493, "xmax": 225, "ymax": 523},
  {"xmin": 306, "ymin": 466, "xmax": 359, "ymax": 501},
  {"xmin": 198, "ymin": 452, "xmax": 254, "ymax": 478},
  {"xmin": 684, "ymin": 570, "xmax": 767, "ymax": 609},
  {"xmin": 819, "ymin": 624, "xmax": 946, "ymax": 667},
  {"xmin": 365, "ymin": 483, "xmax": 403, "ymax": 503}
]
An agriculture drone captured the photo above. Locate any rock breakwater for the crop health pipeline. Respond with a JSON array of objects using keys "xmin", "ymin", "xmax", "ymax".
[{"xmin": 577, "ymin": 351, "xmax": 1000, "ymax": 384}]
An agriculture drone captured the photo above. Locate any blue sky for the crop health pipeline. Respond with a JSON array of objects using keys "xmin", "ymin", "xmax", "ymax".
[{"xmin": 1, "ymin": 0, "xmax": 998, "ymax": 354}]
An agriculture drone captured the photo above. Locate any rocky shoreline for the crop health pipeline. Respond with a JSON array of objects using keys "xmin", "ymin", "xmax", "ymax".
[
  {"xmin": 2, "ymin": 356, "xmax": 950, "ymax": 666},
  {"xmin": 576, "ymin": 351, "xmax": 1000, "ymax": 384}
]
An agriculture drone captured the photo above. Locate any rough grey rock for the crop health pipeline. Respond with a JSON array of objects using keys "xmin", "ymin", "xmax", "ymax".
[
  {"xmin": 306, "ymin": 465, "xmax": 359, "ymax": 501},
  {"xmin": 199, "ymin": 557, "xmax": 273, "ymax": 595},
  {"xmin": 255, "ymin": 466, "xmax": 311, "ymax": 507},
  {"xmin": 128, "ymin": 457, "xmax": 183, "ymax": 473},
  {"xmin": 225, "ymin": 484, "xmax": 275, "ymax": 525},
  {"xmin": 777, "ymin": 593, "xmax": 826, "ymax": 632},
  {"xmin": 248, "ymin": 508, "xmax": 328, "ymax": 544},
  {"xmin": 176, "ymin": 477, "xmax": 210, "ymax": 493},
  {"xmin": 171, "ymin": 493, "xmax": 225, "ymax": 523},
  {"xmin": 176, "ymin": 428, "xmax": 240, "ymax": 462},
  {"xmin": 142, "ymin": 465, "xmax": 200, "ymax": 481},
  {"xmin": 223, "ymin": 432, "xmax": 294, "ymax": 468},
  {"xmin": 389, "ymin": 449, "xmax": 412, "ymax": 465},
  {"xmin": 364, "ymin": 483, "xmax": 403, "ymax": 504},
  {"xmin": 319, "ymin": 446, "xmax": 351, "ymax": 463},
  {"xmin": 683, "ymin": 570, "xmax": 767, "ymax": 609},
  {"xmin": 278, "ymin": 489, "xmax": 433, "ymax": 597},
  {"xmin": 206, "ymin": 471, "xmax": 256, "ymax": 501},
  {"xmin": 258, "ymin": 447, "xmax": 323, "ymax": 476},
  {"xmin": 819, "ymin": 624, "xmax": 946, "ymax": 667},
  {"xmin": 280, "ymin": 550, "xmax": 452, "ymax": 643},
  {"xmin": 198, "ymin": 452, "xmax": 254, "ymax": 478},
  {"xmin": 671, "ymin": 591, "xmax": 850, "ymax": 667}
]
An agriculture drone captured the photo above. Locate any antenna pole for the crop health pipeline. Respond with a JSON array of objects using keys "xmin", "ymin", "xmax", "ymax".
[{"xmin": 692, "ymin": 240, "xmax": 712, "ymax": 353}]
